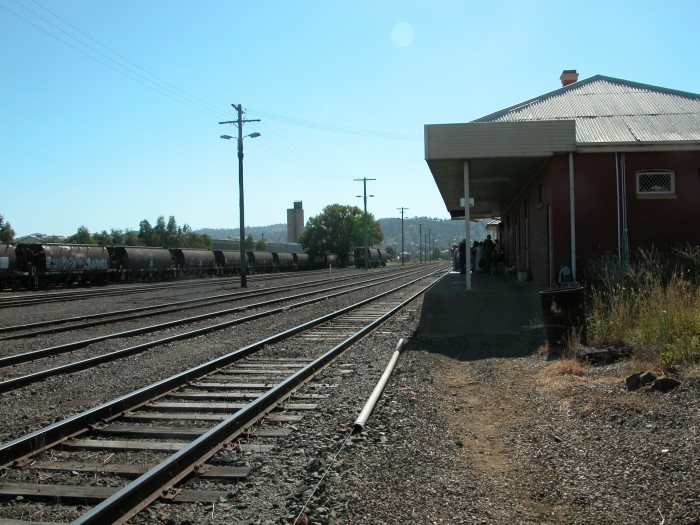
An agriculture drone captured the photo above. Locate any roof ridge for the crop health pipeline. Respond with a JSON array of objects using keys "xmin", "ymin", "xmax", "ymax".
[{"xmin": 473, "ymin": 74, "xmax": 700, "ymax": 123}]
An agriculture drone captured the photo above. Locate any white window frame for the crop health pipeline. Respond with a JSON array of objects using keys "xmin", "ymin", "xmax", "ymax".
[{"xmin": 636, "ymin": 169, "xmax": 676, "ymax": 199}]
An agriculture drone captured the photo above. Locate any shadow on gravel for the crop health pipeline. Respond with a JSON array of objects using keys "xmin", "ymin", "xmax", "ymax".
[{"xmin": 411, "ymin": 271, "xmax": 547, "ymax": 362}]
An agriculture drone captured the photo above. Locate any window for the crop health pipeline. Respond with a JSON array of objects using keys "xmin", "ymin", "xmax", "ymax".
[{"xmin": 636, "ymin": 170, "xmax": 675, "ymax": 197}]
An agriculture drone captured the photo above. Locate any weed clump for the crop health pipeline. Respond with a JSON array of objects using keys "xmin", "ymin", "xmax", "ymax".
[{"xmin": 584, "ymin": 246, "xmax": 700, "ymax": 371}]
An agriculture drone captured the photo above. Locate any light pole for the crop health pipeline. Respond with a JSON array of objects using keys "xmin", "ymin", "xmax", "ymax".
[
  {"xmin": 354, "ymin": 177, "xmax": 376, "ymax": 270},
  {"xmin": 398, "ymin": 207, "xmax": 408, "ymax": 266},
  {"xmin": 219, "ymin": 104, "xmax": 261, "ymax": 288}
]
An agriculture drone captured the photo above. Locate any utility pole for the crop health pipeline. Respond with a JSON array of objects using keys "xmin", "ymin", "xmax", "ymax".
[
  {"xmin": 397, "ymin": 207, "xmax": 408, "ymax": 266},
  {"xmin": 418, "ymin": 223, "xmax": 422, "ymax": 263},
  {"xmin": 219, "ymin": 104, "xmax": 260, "ymax": 288},
  {"xmin": 354, "ymin": 177, "xmax": 376, "ymax": 270},
  {"xmin": 428, "ymin": 229, "xmax": 432, "ymax": 262}
]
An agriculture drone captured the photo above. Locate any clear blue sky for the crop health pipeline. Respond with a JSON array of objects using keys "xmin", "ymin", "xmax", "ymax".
[{"xmin": 2, "ymin": 0, "xmax": 699, "ymax": 238}]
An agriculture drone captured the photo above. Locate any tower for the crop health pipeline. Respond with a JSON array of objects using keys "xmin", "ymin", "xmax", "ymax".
[{"xmin": 287, "ymin": 201, "xmax": 304, "ymax": 242}]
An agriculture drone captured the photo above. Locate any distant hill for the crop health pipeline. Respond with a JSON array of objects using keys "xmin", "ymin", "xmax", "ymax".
[
  {"xmin": 196, "ymin": 224, "xmax": 288, "ymax": 243},
  {"xmin": 378, "ymin": 217, "xmax": 489, "ymax": 255},
  {"xmin": 197, "ymin": 217, "xmax": 491, "ymax": 256}
]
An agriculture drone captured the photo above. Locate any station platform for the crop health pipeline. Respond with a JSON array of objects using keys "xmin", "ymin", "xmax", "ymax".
[{"xmin": 414, "ymin": 271, "xmax": 548, "ymax": 360}]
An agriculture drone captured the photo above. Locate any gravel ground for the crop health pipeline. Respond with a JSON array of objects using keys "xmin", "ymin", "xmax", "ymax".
[
  {"xmin": 130, "ymin": 299, "xmax": 699, "ymax": 525},
  {"xmin": 0, "ymin": 269, "xmax": 698, "ymax": 524},
  {"xmin": 0, "ymin": 269, "xmax": 419, "ymax": 443}
]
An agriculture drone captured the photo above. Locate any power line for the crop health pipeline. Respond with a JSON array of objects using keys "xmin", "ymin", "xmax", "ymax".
[
  {"xmin": 3, "ymin": 0, "xmax": 228, "ymax": 119},
  {"xmin": 248, "ymin": 107, "xmax": 421, "ymax": 141},
  {"xmin": 25, "ymin": 0, "xmax": 228, "ymax": 118},
  {"xmin": 4, "ymin": 1, "xmax": 422, "ymax": 142}
]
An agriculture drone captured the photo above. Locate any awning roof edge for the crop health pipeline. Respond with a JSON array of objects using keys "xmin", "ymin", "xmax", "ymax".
[
  {"xmin": 424, "ymin": 120, "xmax": 576, "ymax": 160},
  {"xmin": 424, "ymin": 120, "xmax": 576, "ymax": 220}
]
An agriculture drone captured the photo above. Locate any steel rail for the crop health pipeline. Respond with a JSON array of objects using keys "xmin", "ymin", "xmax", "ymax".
[
  {"xmin": 0, "ymin": 276, "xmax": 242, "ymax": 308},
  {"xmin": 0, "ymin": 267, "xmax": 428, "ymax": 374},
  {"xmin": 0, "ymin": 268, "xmax": 446, "ymax": 469},
  {"xmin": 0, "ymin": 267, "xmax": 445, "ymax": 394},
  {"xmin": 0, "ymin": 267, "xmax": 417, "ymax": 337},
  {"xmin": 0, "ymin": 265, "xmax": 355, "ymax": 308},
  {"xmin": 72, "ymin": 271, "xmax": 447, "ymax": 524}
]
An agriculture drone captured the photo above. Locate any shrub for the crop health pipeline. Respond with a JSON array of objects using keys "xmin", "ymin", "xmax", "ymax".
[{"xmin": 584, "ymin": 247, "xmax": 700, "ymax": 369}]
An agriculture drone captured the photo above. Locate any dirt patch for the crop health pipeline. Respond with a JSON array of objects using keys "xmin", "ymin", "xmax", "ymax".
[
  {"xmin": 426, "ymin": 349, "xmax": 699, "ymax": 524},
  {"xmin": 440, "ymin": 358, "xmax": 530, "ymax": 473}
]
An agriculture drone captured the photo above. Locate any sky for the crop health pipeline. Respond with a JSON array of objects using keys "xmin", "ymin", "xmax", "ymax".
[{"xmin": 2, "ymin": 0, "xmax": 699, "ymax": 238}]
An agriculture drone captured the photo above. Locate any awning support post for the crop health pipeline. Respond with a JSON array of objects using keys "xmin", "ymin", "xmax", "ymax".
[
  {"xmin": 568, "ymin": 153, "xmax": 577, "ymax": 281},
  {"xmin": 464, "ymin": 161, "xmax": 472, "ymax": 291}
]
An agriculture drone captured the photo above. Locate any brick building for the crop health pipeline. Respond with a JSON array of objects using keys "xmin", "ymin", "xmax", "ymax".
[{"xmin": 425, "ymin": 72, "xmax": 700, "ymax": 288}]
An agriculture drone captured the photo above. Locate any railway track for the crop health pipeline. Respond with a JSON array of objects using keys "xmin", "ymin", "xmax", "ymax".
[
  {"xmin": 0, "ymin": 267, "xmax": 407, "ymax": 338},
  {"xmin": 0, "ymin": 267, "xmax": 446, "ymax": 523},
  {"xmin": 0, "ymin": 266, "xmax": 354, "ymax": 309},
  {"xmin": 0, "ymin": 267, "xmax": 432, "ymax": 392}
]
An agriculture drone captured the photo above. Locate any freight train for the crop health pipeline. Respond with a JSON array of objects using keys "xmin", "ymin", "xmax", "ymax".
[
  {"xmin": 0, "ymin": 243, "xmax": 334, "ymax": 291},
  {"xmin": 353, "ymin": 247, "xmax": 389, "ymax": 268}
]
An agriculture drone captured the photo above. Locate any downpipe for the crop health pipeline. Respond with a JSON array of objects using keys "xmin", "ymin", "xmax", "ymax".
[{"xmin": 353, "ymin": 338, "xmax": 405, "ymax": 432}]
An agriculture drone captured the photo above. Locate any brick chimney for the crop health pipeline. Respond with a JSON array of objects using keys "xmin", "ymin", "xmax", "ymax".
[{"xmin": 560, "ymin": 69, "xmax": 579, "ymax": 87}]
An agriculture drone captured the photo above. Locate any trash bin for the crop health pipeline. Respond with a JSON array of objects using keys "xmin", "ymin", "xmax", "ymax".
[{"xmin": 539, "ymin": 286, "xmax": 586, "ymax": 347}]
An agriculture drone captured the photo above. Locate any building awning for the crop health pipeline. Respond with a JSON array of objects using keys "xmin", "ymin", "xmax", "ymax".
[{"xmin": 424, "ymin": 120, "xmax": 576, "ymax": 219}]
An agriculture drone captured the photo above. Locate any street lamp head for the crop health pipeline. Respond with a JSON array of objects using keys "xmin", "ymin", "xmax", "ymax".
[{"xmin": 221, "ymin": 133, "xmax": 260, "ymax": 140}]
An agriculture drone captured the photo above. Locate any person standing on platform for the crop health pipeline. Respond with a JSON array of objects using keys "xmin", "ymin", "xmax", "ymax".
[{"xmin": 482, "ymin": 235, "xmax": 495, "ymax": 274}]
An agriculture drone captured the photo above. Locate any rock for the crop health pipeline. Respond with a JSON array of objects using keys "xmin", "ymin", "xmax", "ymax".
[
  {"xmin": 626, "ymin": 371, "xmax": 659, "ymax": 390},
  {"xmin": 306, "ymin": 459, "xmax": 324, "ymax": 473},
  {"xmin": 625, "ymin": 373, "xmax": 641, "ymax": 390},
  {"xmin": 651, "ymin": 376, "xmax": 681, "ymax": 392},
  {"xmin": 639, "ymin": 371, "xmax": 658, "ymax": 387}
]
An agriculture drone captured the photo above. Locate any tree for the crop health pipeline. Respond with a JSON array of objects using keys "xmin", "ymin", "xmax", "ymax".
[
  {"xmin": 124, "ymin": 230, "xmax": 140, "ymax": 246},
  {"xmin": 299, "ymin": 204, "xmax": 383, "ymax": 267},
  {"xmin": 245, "ymin": 234, "xmax": 255, "ymax": 250},
  {"xmin": 154, "ymin": 216, "xmax": 167, "ymax": 247},
  {"xmin": 138, "ymin": 220, "xmax": 157, "ymax": 246},
  {"xmin": 0, "ymin": 215, "xmax": 15, "ymax": 242},
  {"xmin": 67, "ymin": 225, "xmax": 94, "ymax": 244},
  {"xmin": 255, "ymin": 239, "xmax": 268, "ymax": 251},
  {"xmin": 110, "ymin": 228, "xmax": 125, "ymax": 246},
  {"xmin": 179, "ymin": 224, "xmax": 211, "ymax": 249},
  {"xmin": 165, "ymin": 216, "xmax": 179, "ymax": 248},
  {"xmin": 93, "ymin": 230, "xmax": 113, "ymax": 246}
]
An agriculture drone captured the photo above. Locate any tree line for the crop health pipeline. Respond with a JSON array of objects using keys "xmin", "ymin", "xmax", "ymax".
[
  {"xmin": 3, "ymin": 205, "xmax": 385, "ymax": 261},
  {"xmin": 0, "ymin": 214, "xmax": 212, "ymax": 249}
]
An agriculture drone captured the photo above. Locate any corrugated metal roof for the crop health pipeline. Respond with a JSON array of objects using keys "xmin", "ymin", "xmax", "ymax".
[{"xmin": 475, "ymin": 76, "xmax": 700, "ymax": 144}]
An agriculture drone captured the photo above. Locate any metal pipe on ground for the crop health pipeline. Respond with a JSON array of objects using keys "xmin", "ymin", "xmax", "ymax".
[{"xmin": 353, "ymin": 338, "xmax": 405, "ymax": 433}]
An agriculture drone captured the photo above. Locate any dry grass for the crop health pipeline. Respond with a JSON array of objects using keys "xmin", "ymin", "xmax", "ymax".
[
  {"xmin": 546, "ymin": 358, "xmax": 588, "ymax": 377},
  {"xmin": 585, "ymin": 247, "xmax": 700, "ymax": 369}
]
